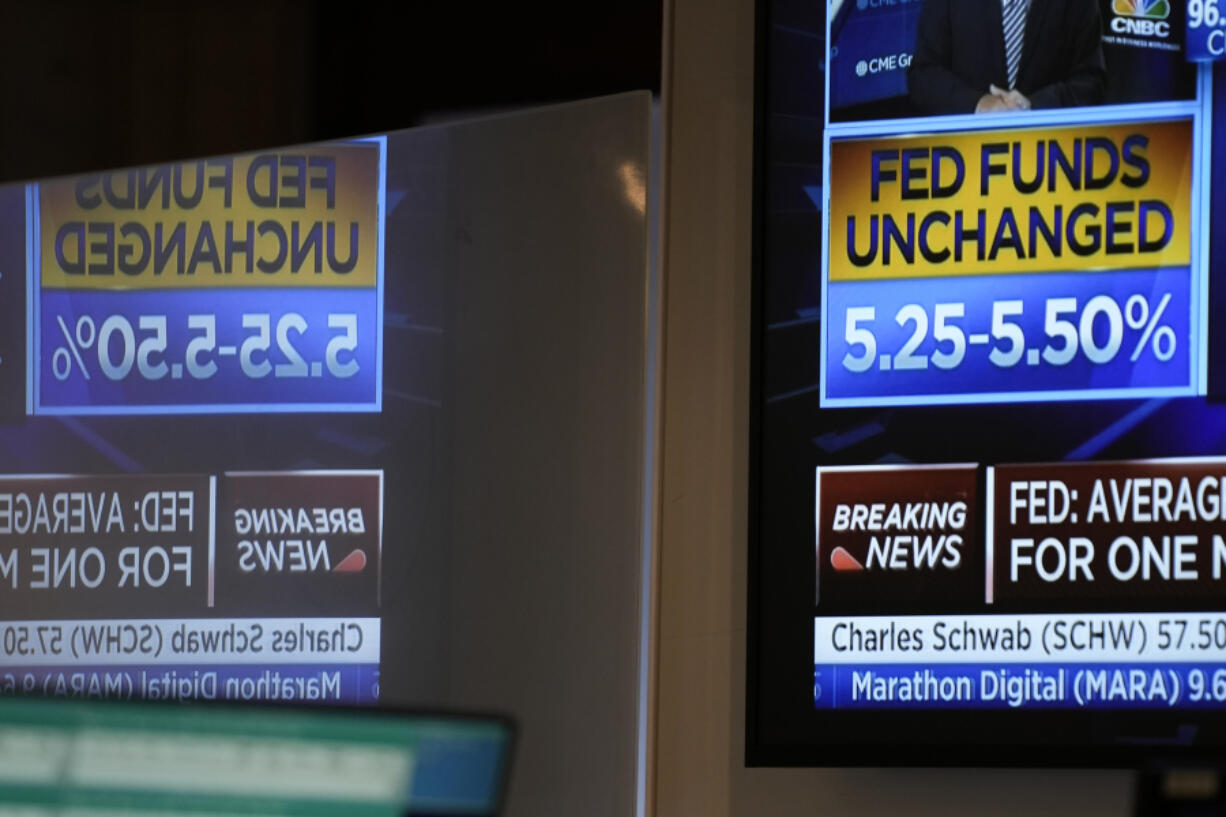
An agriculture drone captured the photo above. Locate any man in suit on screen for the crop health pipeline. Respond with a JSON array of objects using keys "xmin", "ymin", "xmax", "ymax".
[{"xmin": 908, "ymin": 0, "xmax": 1106, "ymax": 115}]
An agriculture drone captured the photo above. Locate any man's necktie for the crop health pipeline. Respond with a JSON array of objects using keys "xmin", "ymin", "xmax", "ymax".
[{"xmin": 1003, "ymin": 0, "xmax": 1028, "ymax": 89}]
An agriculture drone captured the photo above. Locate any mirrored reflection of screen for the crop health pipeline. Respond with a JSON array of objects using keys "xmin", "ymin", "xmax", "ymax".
[
  {"xmin": 0, "ymin": 139, "xmax": 394, "ymax": 707},
  {"xmin": 0, "ymin": 92, "xmax": 653, "ymax": 817},
  {"xmin": 753, "ymin": 0, "xmax": 1226, "ymax": 761}
]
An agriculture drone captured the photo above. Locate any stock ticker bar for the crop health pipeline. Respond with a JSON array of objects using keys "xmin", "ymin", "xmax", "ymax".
[
  {"xmin": 815, "ymin": 660, "xmax": 1226, "ymax": 710},
  {"xmin": 30, "ymin": 141, "xmax": 385, "ymax": 415},
  {"xmin": 821, "ymin": 117, "xmax": 1199, "ymax": 407},
  {"xmin": 827, "ymin": 0, "xmax": 922, "ymax": 112},
  {"xmin": 0, "ymin": 470, "xmax": 382, "ymax": 705},
  {"xmin": 813, "ymin": 459, "xmax": 1226, "ymax": 710}
]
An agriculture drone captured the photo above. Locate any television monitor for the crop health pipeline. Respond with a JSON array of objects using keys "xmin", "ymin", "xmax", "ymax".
[{"xmin": 749, "ymin": 0, "xmax": 1226, "ymax": 764}]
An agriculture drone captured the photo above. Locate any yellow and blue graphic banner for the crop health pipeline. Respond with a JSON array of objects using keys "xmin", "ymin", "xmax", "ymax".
[
  {"xmin": 822, "ymin": 118, "xmax": 1198, "ymax": 406},
  {"xmin": 31, "ymin": 140, "xmax": 386, "ymax": 414}
]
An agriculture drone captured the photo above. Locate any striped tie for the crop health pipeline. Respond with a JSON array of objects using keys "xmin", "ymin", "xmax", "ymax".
[{"xmin": 1003, "ymin": 0, "xmax": 1028, "ymax": 89}]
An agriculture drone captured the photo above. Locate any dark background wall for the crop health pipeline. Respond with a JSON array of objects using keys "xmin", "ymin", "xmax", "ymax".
[{"xmin": 0, "ymin": 1, "xmax": 662, "ymax": 183}]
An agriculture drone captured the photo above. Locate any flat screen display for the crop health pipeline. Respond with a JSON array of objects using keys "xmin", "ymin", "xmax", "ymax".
[{"xmin": 751, "ymin": 0, "xmax": 1226, "ymax": 763}]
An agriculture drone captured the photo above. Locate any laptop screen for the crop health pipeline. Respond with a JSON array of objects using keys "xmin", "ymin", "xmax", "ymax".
[{"xmin": 0, "ymin": 697, "xmax": 513, "ymax": 816}]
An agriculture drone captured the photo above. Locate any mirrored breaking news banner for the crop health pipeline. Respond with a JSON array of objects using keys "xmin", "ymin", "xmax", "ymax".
[{"xmin": 0, "ymin": 471, "xmax": 382, "ymax": 705}]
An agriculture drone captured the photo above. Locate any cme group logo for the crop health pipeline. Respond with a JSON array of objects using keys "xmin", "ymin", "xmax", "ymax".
[
  {"xmin": 856, "ymin": 0, "xmax": 921, "ymax": 8},
  {"xmin": 1111, "ymin": 0, "xmax": 1171, "ymax": 37},
  {"xmin": 855, "ymin": 52, "xmax": 912, "ymax": 77}
]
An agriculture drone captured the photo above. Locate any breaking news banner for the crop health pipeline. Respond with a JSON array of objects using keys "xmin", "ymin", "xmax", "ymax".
[
  {"xmin": 0, "ymin": 474, "xmax": 213, "ymax": 617},
  {"xmin": 812, "ymin": 458, "xmax": 1226, "ymax": 710},
  {"xmin": 0, "ymin": 470, "xmax": 382, "ymax": 705},
  {"xmin": 32, "ymin": 140, "xmax": 385, "ymax": 415},
  {"xmin": 815, "ymin": 464, "xmax": 982, "ymax": 613},
  {"xmin": 822, "ymin": 118, "xmax": 1197, "ymax": 406}
]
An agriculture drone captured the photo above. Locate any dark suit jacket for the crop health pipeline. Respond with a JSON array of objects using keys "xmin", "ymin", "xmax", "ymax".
[{"xmin": 908, "ymin": 0, "xmax": 1106, "ymax": 114}]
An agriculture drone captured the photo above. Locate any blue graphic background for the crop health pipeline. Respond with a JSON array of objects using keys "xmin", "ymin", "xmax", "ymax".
[
  {"xmin": 1185, "ymin": 24, "xmax": 1226, "ymax": 61},
  {"xmin": 825, "ymin": 267, "xmax": 1192, "ymax": 402},
  {"xmin": 37, "ymin": 288, "xmax": 379, "ymax": 412}
]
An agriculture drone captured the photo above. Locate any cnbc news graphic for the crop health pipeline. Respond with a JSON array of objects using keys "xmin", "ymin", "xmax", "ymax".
[{"xmin": 753, "ymin": 0, "xmax": 1226, "ymax": 760}]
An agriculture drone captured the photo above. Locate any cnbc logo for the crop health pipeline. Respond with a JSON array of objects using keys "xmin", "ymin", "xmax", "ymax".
[{"xmin": 1111, "ymin": 0, "xmax": 1170, "ymax": 37}]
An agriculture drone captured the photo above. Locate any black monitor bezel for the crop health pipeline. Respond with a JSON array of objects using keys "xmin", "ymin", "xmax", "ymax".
[{"xmin": 745, "ymin": 0, "xmax": 1226, "ymax": 768}]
